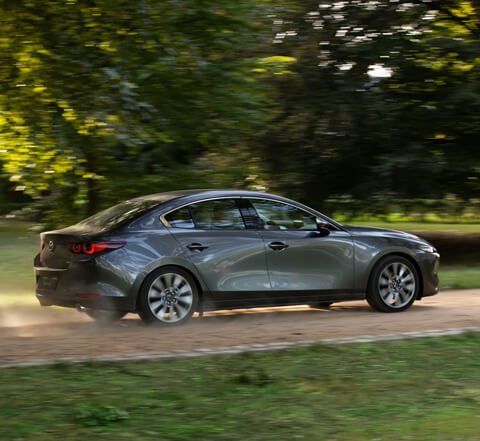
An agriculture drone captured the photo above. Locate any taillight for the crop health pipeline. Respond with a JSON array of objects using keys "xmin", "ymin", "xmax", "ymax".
[
  {"xmin": 40, "ymin": 239, "xmax": 45, "ymax": 251},
  {"xmin": 70, "ymin": 242, "xmax": 125, "ymax": 254},
  {"xmin": 71, "ymin": 243, "xmax": 82, "ymax": 253}
]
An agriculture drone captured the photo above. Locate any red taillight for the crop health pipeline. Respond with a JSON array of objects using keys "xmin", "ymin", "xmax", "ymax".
[
  {"xmin": 71, "ymin": 243, "xmax": 82, "ymax": 253},
  {"xmin": 70, "ymin": 242, "xmax": 125, "ymax": 254},
  {"xmin": 83, "ymin": 243, "xmax": 94, "ymax": 254}
]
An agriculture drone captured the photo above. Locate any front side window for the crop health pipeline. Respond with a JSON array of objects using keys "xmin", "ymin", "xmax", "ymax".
[
  {"xmin": 190, "ymin": 199, "xmax": 245, "ymax": 230},
  {"xmin": 250, "ymin": 199, "xmax": 317, "ymax": 230}
]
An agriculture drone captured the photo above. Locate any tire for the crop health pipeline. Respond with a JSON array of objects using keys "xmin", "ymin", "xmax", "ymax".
[
  {"xmin": 367, "ymin": 255, "xmax": 419, "ymax": 313},
  {"xmin": 309, "ymin": 302, "xmax": 333, "ymax": 309},
  {"xmin": 85, "ymin": 309, "xmax": 127, "ymax": 323},
  {"xmin": 138, "ymin": 266, "xmax": 199, "ymax": 326}
]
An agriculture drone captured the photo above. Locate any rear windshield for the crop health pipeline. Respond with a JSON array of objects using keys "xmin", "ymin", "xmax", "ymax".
[{"xmin": 78, "ymin": 199, "xmax": 162, "ymax": 229}]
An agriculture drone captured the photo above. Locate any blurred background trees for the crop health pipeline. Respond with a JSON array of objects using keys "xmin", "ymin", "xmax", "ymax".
[{"xmin": 0, "ymin": 0, "xmax": 479, "ymax": 225}]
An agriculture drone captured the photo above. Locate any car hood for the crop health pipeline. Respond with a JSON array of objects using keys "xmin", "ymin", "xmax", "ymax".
[{"xmin": 342, "ymin": 225, "xmax": 429, "ymax": 244}]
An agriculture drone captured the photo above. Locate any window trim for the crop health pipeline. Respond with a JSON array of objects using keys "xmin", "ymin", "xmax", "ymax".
[{"xmin": 160, "ymin": 196, "xmax": 341, "ymax": 232}]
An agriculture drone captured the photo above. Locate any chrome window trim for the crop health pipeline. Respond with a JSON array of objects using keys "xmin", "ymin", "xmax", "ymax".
[{"xmin": 160, "ymin": 196, "xmax": 341, "ymax": 231}]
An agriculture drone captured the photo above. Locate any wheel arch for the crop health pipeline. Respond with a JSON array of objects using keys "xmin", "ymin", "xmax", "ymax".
[
  {"xmin": 366, "ymin": 252, "xmax": 424, "ymax": 299},
  {"xmin": 129, "ymin": 259, "xmax": 207, "ymax": 312}
]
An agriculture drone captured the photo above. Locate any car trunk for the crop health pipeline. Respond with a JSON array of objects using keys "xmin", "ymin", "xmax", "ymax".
[{"xmin": 39, "ymin": 224, "xmax": 106, "ymax": 269}]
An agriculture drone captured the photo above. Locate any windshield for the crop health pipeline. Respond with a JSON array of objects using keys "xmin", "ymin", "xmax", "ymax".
[{"xmin": 78, "ymin": 199, "xmax": 162, "ymax": 229}]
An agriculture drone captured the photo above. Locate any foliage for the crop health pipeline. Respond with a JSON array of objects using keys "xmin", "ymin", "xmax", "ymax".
[
  {"xmin": 0, "ymin": 1, "xmax": 479, "ymax": 224},
  {"xmin": 260, "ymin": 0, "xmax": 480, "ymax": 208},
  {"xmin": 0, "ymin": 0, "xmax": 270, "ymax": 221}
]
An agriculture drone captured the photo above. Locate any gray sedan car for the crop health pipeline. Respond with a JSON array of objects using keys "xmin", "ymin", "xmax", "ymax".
[{"xmin": 34, "ymin": 189, "xmax": 439, "ymax": 325}]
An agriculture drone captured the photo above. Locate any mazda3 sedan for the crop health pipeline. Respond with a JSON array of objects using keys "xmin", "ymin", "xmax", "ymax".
[{"xmin": 34, "ymin": 189, "xmax": 440, "ymax": 325}]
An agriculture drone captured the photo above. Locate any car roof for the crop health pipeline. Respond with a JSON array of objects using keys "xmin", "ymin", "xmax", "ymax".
[{"xmin": 134, "ymin": 189, "xmax": 282, "ymax": 202}]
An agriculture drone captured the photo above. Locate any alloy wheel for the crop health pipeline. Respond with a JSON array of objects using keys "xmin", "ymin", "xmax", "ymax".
[
  {"xmin": 378, "ymin": 262, "xmax": 416, "ymax": 308},
  {"xmin": 147, "ymin": 272, "xmax": 194, "ymax": 323}
]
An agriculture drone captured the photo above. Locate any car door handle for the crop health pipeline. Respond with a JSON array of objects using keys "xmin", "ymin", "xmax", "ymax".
[
  {"xmin": 187, "ymin": 242, "xmax": 209, "ymax": 252},
  {"xmin": 268, "ymin": 241, "xmax": 289, "ymax": 251}
]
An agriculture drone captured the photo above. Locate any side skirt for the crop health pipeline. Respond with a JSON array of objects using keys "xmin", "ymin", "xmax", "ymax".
[{"xmin": 202, "ymin": 289, "xmax": 365, "ymax": 311}]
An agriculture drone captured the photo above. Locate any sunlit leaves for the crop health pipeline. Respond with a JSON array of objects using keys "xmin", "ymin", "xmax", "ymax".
[{"xmin": 0, "ymin": 0, "xmax": 269, "ymax": 220}]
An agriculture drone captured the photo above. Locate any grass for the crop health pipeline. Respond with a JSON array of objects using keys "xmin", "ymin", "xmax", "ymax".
[
  {"xmin": 0, "ymin": 221, "xmax": 38, "ymax": 305},
  {"xmin": 439, "ymin": 267, "xmax": 480, "ymax": 290},
  {"xmin": 2, "ymin": 333, "xmax": 480, "ymax": 440}
]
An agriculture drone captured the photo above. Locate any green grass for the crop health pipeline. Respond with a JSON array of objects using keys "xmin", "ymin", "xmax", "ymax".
[
  {"xmin": 439, "ymin": 267, "xmax": 480, "ymax": 290},
  {"xmin": 2, "ymin": 334, "xmax": 480, "ymax": 440},
  {"xmin": 0, "ymin": 221, "xmax": 38, "ymax": 304}
]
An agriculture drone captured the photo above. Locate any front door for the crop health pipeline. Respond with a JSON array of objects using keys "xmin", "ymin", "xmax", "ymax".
[{"xmin": 247, "ymin": 199, "xmax": 355, "ymax": 297}]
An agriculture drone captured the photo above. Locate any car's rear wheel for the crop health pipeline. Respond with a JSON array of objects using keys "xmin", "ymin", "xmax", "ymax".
[
  {"xmin": 85, "ymin": 309, "xmax": 127, "ymax": 323},
  {"xmin": 138, "ymin": 266, "xmax": 199, "ymax": 326},
  {"xmin": 367, "ymin": 255, "xmax": 419, "ymax": 312}
]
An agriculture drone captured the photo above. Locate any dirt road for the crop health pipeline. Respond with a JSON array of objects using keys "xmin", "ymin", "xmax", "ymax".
[{"xmin": 1, "ymin": 289, "xmax": 479, "ymax": 362}]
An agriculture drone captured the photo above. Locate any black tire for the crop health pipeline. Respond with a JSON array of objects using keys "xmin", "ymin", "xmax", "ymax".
[
  {"xmin": 138, "ymin": 266, "xmax": 199, "ymax": 326},
  {"xmin": 85, "ymin": 309, "xmax": 127, "ymax": 323},
  {"xmin": 309, "ymin": 302, "xmax": 333, "ymax": 309},
  {"xmin": 367, "ymin": 255, "xmax": 419, "ymax": 313}
]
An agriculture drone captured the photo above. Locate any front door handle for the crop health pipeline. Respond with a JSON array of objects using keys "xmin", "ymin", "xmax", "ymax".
[
  {"xmin": 268, "ymin": 241, "xmax": 289, "ymax": 251},
  {"xmin": 187, "ymin": 242, "xmax": 209, "ymax": 252}
]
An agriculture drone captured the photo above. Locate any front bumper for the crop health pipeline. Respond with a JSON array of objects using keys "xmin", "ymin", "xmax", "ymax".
[
  {"xmin": 418, "ymin": 251, "xmax": 440, "ymax": 298},
  {"xmin": 34, "ymin": 253, "xmax": 135, "ymax": 312}
]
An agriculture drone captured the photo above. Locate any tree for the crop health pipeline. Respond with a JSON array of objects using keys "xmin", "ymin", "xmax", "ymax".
[
  {"xmin": 0, "ymin": 0, "xmax": 269, "ymax": 223},
  {"xmin": 258, "ymin": 0, "xmax": 480, "ymax": 209}
]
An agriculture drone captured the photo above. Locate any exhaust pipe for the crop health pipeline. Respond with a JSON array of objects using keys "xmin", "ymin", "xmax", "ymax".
[{"xmin": 76, "ymin": 304, "xmax": 88, "ymax": 313}]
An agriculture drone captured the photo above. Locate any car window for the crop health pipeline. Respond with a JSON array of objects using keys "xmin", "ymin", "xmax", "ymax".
[
  {"xmin": 78, "ymin": 199, "xmax": 162, "ymax": 230},
  {"xmin": 250, "ymin": 199, "xmax": 317, "ymax": 230},
  {"xmin": 190, "ymin": 199, "xmax": 245, "ymax": 230},
  {"xmin": 164, "ymin": 207, "xmax": 195, "ymax": 229}
]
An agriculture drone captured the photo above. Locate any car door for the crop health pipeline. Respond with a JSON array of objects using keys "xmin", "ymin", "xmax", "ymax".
[
  {"xmin": 246, "ymin": 198, "xmax": 355, "ymax": 298},
  {"xmin": 162, "ymin": 198, "xmax": 271, "ymax": 306}
]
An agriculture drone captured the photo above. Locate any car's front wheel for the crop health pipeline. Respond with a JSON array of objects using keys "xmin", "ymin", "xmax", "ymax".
[
  {"xmin": 367, "ymin": 255, "xmax": 419, "ymax": 313},
  {"xmin": 138, "ymin": 266, "xmax": 199, "ymax": 325}
]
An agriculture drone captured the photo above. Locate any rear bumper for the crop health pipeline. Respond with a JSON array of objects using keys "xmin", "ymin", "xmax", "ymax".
[{"xmin": 34, "ymin": 253, "xmax": 136, "ymax": 312}]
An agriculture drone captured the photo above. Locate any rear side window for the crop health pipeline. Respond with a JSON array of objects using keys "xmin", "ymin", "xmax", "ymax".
[
  {"xmin": 164, "ymin": 207, "xmax": 195, "ymax": 229},
  {"xmin": 190, "ymin": 199, "xmax": 245, "ymax": 230},
  {"xmin": 164, "ymin": 199, "xmax": 246, "ymax": 230}
]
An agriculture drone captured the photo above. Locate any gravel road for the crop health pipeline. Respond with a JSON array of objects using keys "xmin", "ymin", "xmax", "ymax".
[{"xmin": 1, "ymin": 289, "xmax": 479, "ymax": 362}]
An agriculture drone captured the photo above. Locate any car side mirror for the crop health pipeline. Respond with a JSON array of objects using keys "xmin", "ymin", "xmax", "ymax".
[{"xmin": 315, "ymin": 218, "xmax": 331, "ymax": 237}]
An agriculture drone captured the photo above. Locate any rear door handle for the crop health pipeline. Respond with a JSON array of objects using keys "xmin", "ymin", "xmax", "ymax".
[
  {"xmin": 268, "ymin": 241, "xmax": 289, "ymax": 251},
  {"xmin": 187, "ymin": 242, "xmax": 208, "ymax": 252}
]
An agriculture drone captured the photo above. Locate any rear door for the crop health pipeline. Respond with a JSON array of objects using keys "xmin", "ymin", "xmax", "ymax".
[
  {"xmin": 246, "ymin": 199, "xmax": 355, "ymax": 297},
  {"xmin": 163, "ymin": 198, "xmax": 271, "ymax": 306}
]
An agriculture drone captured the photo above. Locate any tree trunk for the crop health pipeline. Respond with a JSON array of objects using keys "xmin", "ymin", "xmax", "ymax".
[{"xmin": 85, "ymin": 151, "xmax": 98, "ymax": 216}]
